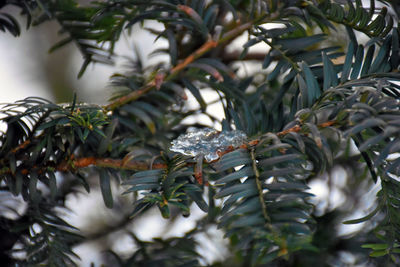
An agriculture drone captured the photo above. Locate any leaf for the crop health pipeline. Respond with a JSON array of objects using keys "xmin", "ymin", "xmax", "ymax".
[
  {"xmin": 185, "ymin": 188, "xmax": 208, "ymax": 212},
  {"xmin": 350, "ymin": 45, "xmax": 364, "ymax": 80},
  {"xmin": 286, "ymin": 132, "xmax": 305, "ymax": 153},
  {"xmin": 360, "ymin": 45, "xmax": 375, "ymax": 76},
  {"xmin": 344, "ymin": 118, "xmax": 386, "ymax": 137},
  {"xmin": 262, "ymin": 53, "xmax": 272, "ymax": 69},
  {"xmin": 391, "ymin": 28, "xmax": 399, "ymax": 68},
  {"xmin": 203, "ymin": 4, "xmax": 218, "ymax": 28},
  {"xmin": 358, "ymin": 126, "xmax": 397, "ymax": 152},
  {"xmin": 259, "ymin": 154, "xmax": 302, "ymax": 168},
  {"xmin": 129, "ymin": 169, "xmax": 163, "ymax": 180},
  {"xmin": 121, "ymin": 105, "xmax": 156, "ymax": 134},
  {"xmin": 305, "ymin": 122, "xmax": 322, "ymax": 147},
  {"xmin": 341, "ymin": 42, "xmax": 355, "ymax": 83},
  {"xmin": 374, "ymin": 139, "xmax": 400, "ymax": 166},
  {"xmin": 158, "ymin": 204, "xmax": 170, "ymax": 219},
  {"xmin": 229, "ymin": 108, "xmax": 244, "ymax": 131},
  {"xmin": 264, "ymin": 181, "xmax": 309, "ymax": 191},
  {"xmin": 343, "ymin": 205, "xmax": 380, "ymax": 224},
  {"xmin": 271, "ymin": 210, "xmax": 310, "ymax": 221},
  {"xmin": 215, "ymin": 149, "xmax": 251, "ymax": 172},
  {"xmin": 243, "ymin": 37, "xmax": 261, "ymax": 48},
  {"xmin": 231, "ymin": 213, "xmax": 264, "ymax": 227},
  {"xmin": 14, "ymin": 172, "xmax": 23, "ymax": 196},
  {"xmin": 215, "ymin": 166, "xmax": 254, "ymax": 185},
  {"xmin": 222, "ymin": 197, "xmax": 260, "ymax": 217},
  {"xmin": 257, "ymin": 142, "xmax": 291, "ymax": 154},
  {"xmin": 358, "ymin": 7, "xmax": 370, "ymax": 29},
  {"xmin": 99, "ymin": 169, "xmax": 113, "ymax": 208},
  {"xmin": 221, "ymin": 190, "xmax": 259, "ymax": 214},
  {"xmin": 182, "ymin": 79, "xmax": 206, "ymax": 110},
  {"xmin": 78, "ymin": 58, "xmax": 91, "ymax": 79},
  {"xmin": 361, "ymin": 243, "xmax": 389, "ymax": 250},
  {"xmin": 9, "ymin": 154, "xmax": 16, "ymax": 174},
  {"xmin": 36, "ymin": 119, "xmax": 59, "ymax": 130},
  {"xmin": 97, "ymin": 118, "xmax": 118, "ymax": 155},
  {"xmin": 165, "ymin": 28, "xmax": 177, "ymax": 66},
  {"xmin": 369, "ymin": 250, "xmax": 389, "ymax": 257},
  {"xmin": 368, "ymin": 14, "xmax": 386, "ymax": 36},
  {"xmin": 177, "ymin": 4, "xmax": 208, "ymax": 37},
  {"xmin": 123, "ymin": 175, "xmax": 160, "ymax": 186},
  {"xmin": 267, "ymin": 60, "xmax": 285, "ymax": 81},
  {"xmin": 125, "ymin": 9, "xmax": 164, "ymax": 28},
  {"xmin": 49, "ymin": 37, "xmax": 73, "ymax": 53},
  {"xmin": 124, "ymin": 184, "xmax": 160, "ymax": 193},
  {"xmin": 29, "ymin": 172, "xmax": 40, "ymax": 203},
  {"xmin": 188, "ymin": 62, "xmax": 223, "ymax": 82},
  {"xmin": 322, "ymin": 51, "xmax": 338, "ymax": 90},
  {"xmin": 297, "ymin": 74, "xmax": 308, "ymax": 108},
  {"xmin": 369, "ymin": 36, "xmax": 391, "ymax": 73},
  {"xmin": 76, "ymin": 173, "xmax": 90, "ymax": 193},
  {"xmin": 260, "ymin": 101, "xmax": 270, "ymax": 132},
  {"xmin": 196, "ymin": 58, "xmax": 232, "ymax": 76},
  {"xmin": 276, "ymin": 34, "xmax": 325, "ymax": 51},
  {"xmin": 48, "ymin": 171, "xmax": 57, "ymax": 200},
  {"xmin": 215, "ymin": 180, "xmax": 257, "ymax": 198},
  {"xmin": 243, "ymin": 102, "xmax": 256, "ymax": 135},
  {"xmin": 261, "ymin": 167, "xmax": 303, "ymax": 178},
  {"xmin": 385, "ymin": 157, "xmax": 400, "ymax": 175},
  {"xmin": 220, "ymin": 0, "xmax": 237, "ymax": 21},
  {"xmin": 122, "ymin": 148, "xmax": 152, "ymax": 166},
  {"xmin": 130, "ymin": 200, "xmax": 153, "ymax": 218}
]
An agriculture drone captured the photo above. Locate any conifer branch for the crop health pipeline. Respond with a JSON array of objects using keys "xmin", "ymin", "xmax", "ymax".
[
  {"xmin": 104, "ymin": 20, "xmax": 256, "ymax": 111},
  {"xmin": 1, "ymin": 120, "xmax": 337, "ymax": 177}
]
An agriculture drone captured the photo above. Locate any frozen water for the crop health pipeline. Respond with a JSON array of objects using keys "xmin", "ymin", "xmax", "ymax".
[{"xmin": 170, "ymin": 128, "xmax": 248, "ymax": 162}]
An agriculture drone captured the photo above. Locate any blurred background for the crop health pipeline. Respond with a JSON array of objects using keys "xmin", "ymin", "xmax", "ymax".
[{"xmin": 0, "ymin": 5, "xmax": 111, "ymax": 104}]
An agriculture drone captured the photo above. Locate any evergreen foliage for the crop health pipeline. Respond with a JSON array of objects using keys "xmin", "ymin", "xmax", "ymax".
[{"xmin": 1, "ymin": 0, "xmax": 400, "ymax": 266}]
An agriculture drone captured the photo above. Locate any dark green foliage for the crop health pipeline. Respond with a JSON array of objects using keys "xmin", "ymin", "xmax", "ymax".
[
  {"xmin": 1, "ymin": 0, "xmax": 400, "ymax": 266},
  {"xmin": 214, "ymin": 146, "xmax": 315, "ymax": 264},
  {"xmin": 123, "ymin": 154, "xmax": 207, "ymax": 218},
  {"xmin": 105, "ymin": 232, "xmax": 203, "ymax": 267},
  {"xmin": 13, "ymin": 202, "xmax": 82, "ymax": 266}
]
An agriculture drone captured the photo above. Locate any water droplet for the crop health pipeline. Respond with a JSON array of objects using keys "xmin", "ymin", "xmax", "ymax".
[{"xmin": 170, "ymin": 128, "xmax": 247, "ymax": 162}]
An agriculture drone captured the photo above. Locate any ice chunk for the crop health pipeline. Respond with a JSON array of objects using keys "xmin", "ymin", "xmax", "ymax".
[{"xmin": 170, "ymin": 128, "xmax": 248, "ymax": 162}]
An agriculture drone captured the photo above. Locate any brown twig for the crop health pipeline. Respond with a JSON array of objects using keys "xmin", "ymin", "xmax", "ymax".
[
  {"xmin": 57, "ymin": 157, "xmax": 167, "ymax": 172},
  {"xmin": 104, "ymin": 83, "xmax": 154, "ymax": 111},
  {"xmin": 11, "ymin": 140, "xmax": 31, "ymax": 154},
  {"xmin": 277, "ymin": 125, "xmax": 302, "ymax": 137},
  {"xmin": 221, "ymin": 51, "xmax": 268, "ymax": 63},
  {"xmin": 277, "ymin": 120, "xmax": 336, "ymax": 137},
  {"xmin": 318, "ymin": 120, "xmax": 336, "ymax": 128},
  {"xmin": 169, "ymin": 40, "xmax": 218, "ymax": 76},
  {"xmin": 1, "ymin": 157, "xmax": 167, "ymax": 177}
]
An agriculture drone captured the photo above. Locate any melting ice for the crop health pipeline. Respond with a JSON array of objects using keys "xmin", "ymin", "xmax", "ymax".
[{"xmin": 170, "ymin": 128, "xmax": 248, "ymax": 162}]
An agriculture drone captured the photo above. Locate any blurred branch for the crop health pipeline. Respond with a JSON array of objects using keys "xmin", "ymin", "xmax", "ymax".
[
  {"xmin": 104, "ymin": 20, "xmax": 256, "ymax": 111},
  {"xmin": 77, "ymin": 214, "xmax": 132, "ymax": 244},
  {"xmin": 222, "ymin": 51, "xmax": 268, "ymax": 63}
]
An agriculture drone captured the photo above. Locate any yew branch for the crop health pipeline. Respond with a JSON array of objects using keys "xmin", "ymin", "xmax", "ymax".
[
  {"xmin": 2, "ymin": 121, "xmax": 337, "ymax": 180},
  {"xmin": 104, "ymin": 20, "xmax": 255, "ymax": 111}
]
